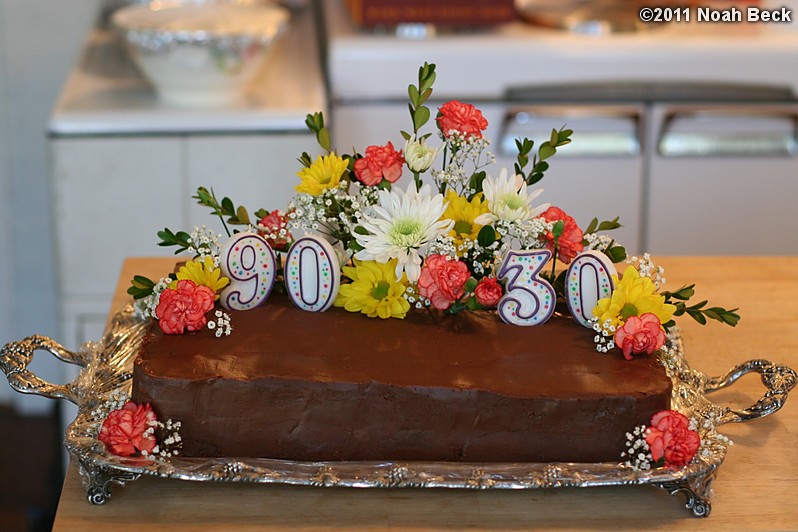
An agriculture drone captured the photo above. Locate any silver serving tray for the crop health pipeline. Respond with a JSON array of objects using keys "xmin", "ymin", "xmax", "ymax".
[{"xmin": 1, "ymin": 304, "xmax": 795, "ymax": 517}]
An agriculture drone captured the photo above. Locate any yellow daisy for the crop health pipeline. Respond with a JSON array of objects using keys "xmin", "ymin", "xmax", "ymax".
[
  {"xmin": 593, "ymin": 266, "xmax": 676, "ymax": 328},
  {"xmin": 295, "ymin": 153, "xmax": 348, "ymax": 196},
  {"xmin": 442, "ymin": 190, "xmax": 488, "ymax": 253},
  {"xmin": 334, "ymin": 259, "xmax": 410, "ymax": 319},
  {"xmin": 170, "ymin": 256, "xmax": 229, "ymax": 300}
]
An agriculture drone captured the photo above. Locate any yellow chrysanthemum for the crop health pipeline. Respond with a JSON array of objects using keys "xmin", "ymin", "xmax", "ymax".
[
  {"xmin": 442, "ymin": 190, "xmax": 489, "ymax": 253},
  {"xmin": 593, "ymin": 266, "xmax": 676, "ymax": 328},
  {"xmin": 169, "ymin": 256, "xmax": 229, "ymax": 300},
  {"xmin": 334, "ymin": 259, "xmax": 410, "ymax": 319},
  {"xmin": 295, "ymin": 153, "xmax": 348, "ymax": 196}
]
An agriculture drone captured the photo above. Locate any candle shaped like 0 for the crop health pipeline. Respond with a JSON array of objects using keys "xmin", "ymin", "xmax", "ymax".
[
  {"xmin": 565, "ymin": 250, "xmax": 617, "ymax": 328},
  {"xmin": 284, "ymin": 236, "xmax": 341, "ymax": 312},
  {"xmin": 219, "ymin": 232, "xmax": 277, "ymax": 311},
  {"xmin": 496, "ymin": 249, "xmax": 556, "ymax": 326}
]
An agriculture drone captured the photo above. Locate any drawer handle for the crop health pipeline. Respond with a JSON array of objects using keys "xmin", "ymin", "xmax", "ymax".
[{"xmin": 659, "ymin": 108, "xmax": 798, "ymax": 157}]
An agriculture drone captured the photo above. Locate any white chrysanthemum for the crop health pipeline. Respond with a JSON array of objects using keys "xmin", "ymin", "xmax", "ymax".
[
  {"xmin": 354, "ymin": 183, "xmax": 453, "ymax": 282},
  {"xmin": 473, "ymin": 168, "xmax": 548, "ymax": 226}
]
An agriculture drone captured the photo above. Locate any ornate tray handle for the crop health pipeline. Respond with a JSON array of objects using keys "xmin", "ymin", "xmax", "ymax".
[
  {"xmin": 0, "ymin": 334, "xmax": 87, "ymax": 405},
  {"xmin": 704, "ymin": 359, "xmax": 797, "ymax": 425}
]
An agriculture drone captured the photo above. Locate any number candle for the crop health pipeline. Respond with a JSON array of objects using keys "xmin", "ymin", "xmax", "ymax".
[
  {"xmin": 219, "ymin": 233, "xmax": 277, "ymax": 311},
  {"xmin": 565, "ymin": 250, "xmax": 617, "ymax": 328},
  {"xmin": 284, "ymin": 236, "xmax": 341, "ymax": 312},
  {"xmin": 497, "ymin": 249, "xmax": 556, "ymax": 326}
]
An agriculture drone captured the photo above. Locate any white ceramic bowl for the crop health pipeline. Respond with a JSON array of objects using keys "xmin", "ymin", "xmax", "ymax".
[{"xmin": 112, "ymin": 2, "xmax": 290, "ymax": 106}]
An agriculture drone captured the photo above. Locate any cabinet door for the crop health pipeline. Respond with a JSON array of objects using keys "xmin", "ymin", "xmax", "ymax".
[
  {"xmin": 51, "ymin": 137, "xmax": 182, "ymax": 297},
  {"xmin": 186, "ymin": 135, "xmax": 315, "ymax": 227},
  {"xmin": 646, "ymin": 104, "xmax": 798, "ymax": 254}
]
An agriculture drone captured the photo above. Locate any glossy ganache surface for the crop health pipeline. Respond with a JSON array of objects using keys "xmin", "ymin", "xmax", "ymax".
[{"xmin": 132, "ymin": 292, "xmax": 672, "ymax": 462}]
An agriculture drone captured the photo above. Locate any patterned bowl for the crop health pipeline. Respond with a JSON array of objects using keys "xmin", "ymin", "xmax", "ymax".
[{"xmin": 112, "ymin": 2, "xmax": 290, "ymax": 106}]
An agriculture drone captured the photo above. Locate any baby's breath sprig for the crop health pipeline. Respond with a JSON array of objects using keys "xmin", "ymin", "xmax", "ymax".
[
  {"xmin": 207, "ymin": 310, "xmax": 233, "ymax": 338},
  {"xmin": 621, "ymin": 425, "xmax": 653, "ymax": 471},
  {"xmin": 141, "ymin": 418, "xmax": 183, "ymax": 459}
]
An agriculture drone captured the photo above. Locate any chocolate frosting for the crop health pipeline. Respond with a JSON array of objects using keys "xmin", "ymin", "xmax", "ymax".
[{"xmin": 133, "ymin": 293, "xmax": 672, "ymax": 462}]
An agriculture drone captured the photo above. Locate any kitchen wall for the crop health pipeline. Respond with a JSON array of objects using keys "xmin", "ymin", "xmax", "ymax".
[{"xmin": 0, "ymin": 0, "xmax": 102, "ymax": 409}]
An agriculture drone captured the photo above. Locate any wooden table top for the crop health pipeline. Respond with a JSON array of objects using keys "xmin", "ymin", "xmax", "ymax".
[{"xmin": 53, "ymin": 256, "xmax": 798, "ymax": 531}]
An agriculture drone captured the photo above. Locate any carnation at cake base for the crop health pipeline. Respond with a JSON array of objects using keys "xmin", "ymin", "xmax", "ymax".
[{"xmin": 132, "ymin": 290, "xmax": 672, "ymax": 463}]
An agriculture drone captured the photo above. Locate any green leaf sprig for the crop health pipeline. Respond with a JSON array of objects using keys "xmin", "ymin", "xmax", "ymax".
[
  {"xmin": 156, "ymin": 227, "xmax": 192, "ymax": 254},
  {"xmin": 662, "ymin": 284, "xmax": 740, "ymax": 328},
  {"xmin": 402, "ymin": 62, "xmax": 436, "ymax": 141},
  {"xmin": 514, "ymin": 127, "xmax": 573, "ymax": 186},
  {"xmin": 304, "ymin": 112, "xmax": 331, "ymax": 153},
  {"xmin": 193, "ymin": 186, "xmax": 257, "ymax": 237},
  {"xmin": 583, "ymin": 217, "xmax": 627, "ymax": 263}
]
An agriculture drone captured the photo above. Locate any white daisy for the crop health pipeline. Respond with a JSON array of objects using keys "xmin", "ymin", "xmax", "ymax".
[
  {"xmin": 473, "ymin": 168, "xmax": 548, "ymax": 226},
  {"xmin": 354, "ymin": 182, "xmax": 453, "ymax": 282}
]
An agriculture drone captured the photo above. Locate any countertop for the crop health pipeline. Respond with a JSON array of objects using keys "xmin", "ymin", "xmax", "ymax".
[
  {"xmin": 52, "ymin": 256, "xmax": 798, "ymax": 530},
  {"xmin": 48, "ymin": 4, "xmax": 326, "ymax": 136}
]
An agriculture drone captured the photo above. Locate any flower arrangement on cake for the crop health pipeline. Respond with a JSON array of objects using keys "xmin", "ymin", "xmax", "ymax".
[{"xmin": 111, "ymin": 62, "xmax": 740, "ymax": 467}]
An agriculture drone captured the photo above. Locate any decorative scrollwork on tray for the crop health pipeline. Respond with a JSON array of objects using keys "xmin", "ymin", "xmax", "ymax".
[{"xmin": 654, "ymin": 466, "xmax": 718, "ymax": 518}]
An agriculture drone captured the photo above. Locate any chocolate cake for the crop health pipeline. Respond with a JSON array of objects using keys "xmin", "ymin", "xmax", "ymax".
[{"xmin": 132, "ymin": 292, "xmax": 672, "ymax": 463}]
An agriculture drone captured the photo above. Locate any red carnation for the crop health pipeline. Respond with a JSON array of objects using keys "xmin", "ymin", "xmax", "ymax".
[
  {"xmin": 645, "ymin": 410, "xmax": 701, "ymax": 468},
  {"xmin": 98, "ymin": 401, "xmax": 158, "ymax": 457},
  {"xmin": 258, "ymin": 209, "xmax": 292, "ymax": 250},
  {"xmin": 474, "ymin": 276, "xmax": 502, "ymax": 307},
  {"xmin": 155, "ymin": 279, "xmax": 215, "ymax": 335},
  {"xmin": 354, "ymin": 142, "xmax": 405, "ymax": 186},
  {"xmin": 417, "ymin": 254, "xmax": 469, "ymax": 310},
  {"xmin": 540, "ymin": 206, "xmax": 584, "ymax": 264},
  {"xmin": 436, "ymin": 100, "xmax": 488, "ymax": 139}
]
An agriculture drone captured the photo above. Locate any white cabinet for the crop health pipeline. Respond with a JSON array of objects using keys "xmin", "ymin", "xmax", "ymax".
[
  {"xmin": 47, "ymin": 3, "xmax": 324, "ymax": 353},
  {"xmin": 51, "ymin": 133, "xmax": 312, "ymax": 353},
  {"xmin": 186, "ymin": 135, "xmax": 304, "ymax": 225}
]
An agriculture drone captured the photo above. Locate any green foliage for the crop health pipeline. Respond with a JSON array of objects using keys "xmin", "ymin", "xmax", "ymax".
[
  {"xmin": 583, "ymin": 216, "xmax": 627, "ymax": 263},
  {"xmin": 477, "ymin": 225, "xmax": 496, "ymax": 248},
  {"xmin": 156, "ymin": 227, "xmax": 192, "ymax": 254},
  {"xmin": 402, "ymin": 62, "xmax": 436, "ymax": 138},
  {"xmin": 193, "ymin": 186, "xmax": 258, "ymax": 236},
  {"xmin": 127, "ymin": 275, "xmax": 156, "ymax": 300},
  {"xmin": 468, "ymin": 170, "xmax": 487, "ymax": 197},
  {"xmin": 304, "ymin": 112, "xmax": 331, "ymax": 152},
  {"xmin": 663, "ymin": 284, "xmax": 740, "ymax": 327},
  {"xmin": 515, "ymin": 127, "xmax": 573, "ymax": 186}
]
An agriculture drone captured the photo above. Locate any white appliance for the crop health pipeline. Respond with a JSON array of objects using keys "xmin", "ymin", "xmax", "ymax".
[{"xmin": 322, "ymin": 0, "xmax": 798, "ymax": 255}]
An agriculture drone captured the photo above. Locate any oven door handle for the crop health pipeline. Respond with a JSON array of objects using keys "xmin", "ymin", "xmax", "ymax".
[
  {"xmin": 658, "ymin": 104, "xmax": 798, "ymax": 157},
  {"xmin": 498, "ymin": 105, "xmax": 643, "ymax": 158}
]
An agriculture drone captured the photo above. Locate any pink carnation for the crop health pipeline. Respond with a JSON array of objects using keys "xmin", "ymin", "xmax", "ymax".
[
  {"xmin": 474, "ymin": 276, "xmax": 502, "ymax": 307},
  {"xmin": 614, "ymin": 313, "xmax": 666, "ymax": 360},
  {"xmin": 417, "ymin": 254, "xmax": 469, "ymax": 310},
  {"xmin": 354, "ymin": 142, "xmax": 405, "ymax": 186},
  {"xmin": 155, "ymin": 279, "xmax": 215, "ymax": 335},
  {"xmin": 436, "ymin": 100, "xmax": 488, "ymax": 139},
  {"xmin": 540, "ymin": 206, "xmax": 584, "ymax": 264},
  {"xmin": 645, "ymin": 410, "xmax": 701, "ymax": 468},
  {"xmin": 98, "ymin": 401, "xmax": 158, "ymax": 457}
]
